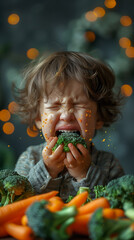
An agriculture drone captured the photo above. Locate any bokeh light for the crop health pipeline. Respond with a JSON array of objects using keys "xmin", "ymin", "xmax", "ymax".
[
  {"xmin": 125, "ymin": 47, "xmax": 134, "ymax": 58},
  {"xmin": 121, "ymin": 84, "xmax": 133, "ymax": 97},
  {"xmin": 85, "ymin": 11, "xmax": 97, "ymax": 22},
  {"xmin": 120, "ymin": 16, "xmax": 132, "ymax": 26},
  {"xmin": 27, "ymin": 125, "xmax": 39, "ymax": 137},
  {"xmin": 119, "ymin": 37, "xmax": 131, "ymax": 49},
  {"xmin": 8, "ymin": 13, "xmax": 20, "ymax": 25},
  {"xmin": 104, "ymin": 0, "xmax": 117, "ymax": 9},
  {"xmin": 26, "ymin": 48, "xmax": 39, "ymax": 59},
  {"xmin": 3, "ymin": 122, "xmax": 15, "ymax": 135},
  {"xmin": 0, "ymin": 109, "xmax": 11, "ymax": 122},
  {"xmin": 85, "ymin": 31, "xmax": 96, "ymax": 42},
  {"xmin": 8, "ymin": 101, "xmax": 18, "ymax": 114},
  {"xmin": 93, "ymin": 7, "xmax": 105, "ymax": 18}
]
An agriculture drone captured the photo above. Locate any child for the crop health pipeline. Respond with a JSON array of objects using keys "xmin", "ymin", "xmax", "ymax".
[{"xmin": 14, "ymin": 51, "xmax": 124, "ymax": 200}]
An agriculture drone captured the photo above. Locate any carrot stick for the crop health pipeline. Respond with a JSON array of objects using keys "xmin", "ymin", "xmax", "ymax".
[
  {"xmin": 46, "ymin": 196, "xmax": 64, "ymax": 212},
  {"xmin": 0, "ymin": 225, "xmax": 8, "ymax": 238},
  {"xmin": 78, "ymin": 197, "xmax": 110, "ymax": 215},
  {"xmin": 21, "ymin": 215, "xmax": 28, "ymax": 226},
  {"xmin": 0, "ymin": 191, "xmax": 58, "ymax": 224},
  {"xmin": 113, "ymin": 209, "xmax": 125, "ymax": 218},
  {"xmin": 130, "ymin": 223, "xmax": 134, "ymax": 231},
  {"xmin": 102, "ymin": 208, "xmax": 116, "ymax": 219},
  {"xmin": 65, "ymin": 191, "xmax": 88, "ymax": 208},
  {"xmin": 5, "ymin": 223, "xmax": 34, "ymax": 240},
  {"xmin": 68, "ymin": 213, "xmax": 92, "ymax": 236}
]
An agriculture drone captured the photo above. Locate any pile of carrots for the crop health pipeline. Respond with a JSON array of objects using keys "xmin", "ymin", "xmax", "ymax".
[{"xmin": 0, "ymin": 190, "xmax": 125, "ymax": 240}]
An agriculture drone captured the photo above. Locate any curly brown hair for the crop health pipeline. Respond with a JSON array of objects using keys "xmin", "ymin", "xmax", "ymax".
[{"xmin": 13, "ymin": 51, "xmax": 124, "ymax": 130}]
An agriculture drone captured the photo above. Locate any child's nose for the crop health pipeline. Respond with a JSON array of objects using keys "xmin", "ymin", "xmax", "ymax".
[{"xmin": 60, "ymin": 107, "xmax": 75, "ymax": 121}]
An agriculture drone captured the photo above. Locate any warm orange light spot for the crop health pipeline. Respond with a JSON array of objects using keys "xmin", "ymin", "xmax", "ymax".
[
  {"xmin": 26, "ymin": 48, "xmax": 39, "ymax": 59},
  {"xmin": 125, "ymin": 47, "xmax": 134, "ymax": 58},
  {"xmin": 121, "ymin": 84, "xmax": 133, "ymax": 97},
  {"xmin": 119, "ymin": 37, "xmax": 131, "ymax": 48},
  {"xmin": 93, "ymin": 7, "xmax": 105, "ymax": 18},
  {"xmin": 0, "ymin": 109, "xmax": 11, "ymax": 121},
  {"xmin": 102, "ymin": 139, "xmax": 106, "ymax": 142},
  {"xmin": 3, "ymin": 122, "xmax": 15, "ymax": 135},
  {"xmin": 8, "ymin": 101, "xmax": 18, "ymax": 114},
  {"xmin": 120, "ymin": 16, "xmax": 132, "ymax": 26},
  {"xmin": 85, "ymin": 11, "xmax": 97, "ymax": 22},
  {"xmin": 104, "ymin": 0, "xmax": 116, "ymax": 8},
  {"xmin": 8, "ymin": 13, "xmax": 20, "ymax": 25},
  {"xmin": 27, "ymin": 125, "xmax": 39, "ymax": 137},
  {"xmin": 85, "ymin": 31, "xmax": 96, "ymax": 42}
]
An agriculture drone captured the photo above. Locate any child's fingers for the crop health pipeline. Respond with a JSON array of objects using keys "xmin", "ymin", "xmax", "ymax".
[
  {"xmin": 65, "ymin": 152, "xmax": 77, "ymax": 168},
  {"xmin": 52, "ymin": 145, "xmax": 65, "ymax": 160},
  {"xmin": 76, "ymin": 144, "xmax": 89, "ymax": 157},
  {"xmin": 43, "ymin": 137, "xmax": 58, "ymax": 156},
  {"xmin": 68, "ymin": 143, "xmax": 81, "ymax": 161}
]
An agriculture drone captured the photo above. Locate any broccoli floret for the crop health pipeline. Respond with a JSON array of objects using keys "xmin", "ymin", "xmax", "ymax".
[
  {"xmin": 89, "ymin": 208, "xmax": 133, "ymax": 240},
  {"xmin": 93, "ymin": 185, "xmax": 106, "ymax": 199},
  {"xmin": 52, "ymin": 132, "xmax": 87, "ymax": 152},
  {"xmin": 0, "ymin": 169, "xmax": 34, "ymax": 206},
  {"xmin": 103, "ymin": 175, "xmax": 134, "ymax": 209},
  {"xmin": 26, "ymin": 200, "xmax": 77, "ymax": 240}
]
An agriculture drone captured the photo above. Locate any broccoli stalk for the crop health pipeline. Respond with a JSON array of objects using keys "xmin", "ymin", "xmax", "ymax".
[
  {"xmin": 26, "ymin": 200, "xmax": 78, "ymax": 240},
  {"xmin": 52, "ymin": 132, "xmax": 87, "ymax": 152},
  {"xmin": 89, "ymin": 208, "xmax": 133, "ymax": 240}
]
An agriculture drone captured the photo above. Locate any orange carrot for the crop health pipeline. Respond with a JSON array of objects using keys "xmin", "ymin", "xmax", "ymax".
[
  {"xmin": 78, "ymin": 197, "xmax": 110, "ymax": 215},
  {"xmin": 0, "ymin": 191, "xmax": 58, "ymax": 225},
  {"xmin": 5, "ymin": 223, "xmax": 34, "ymax": 240},
  {"xmin": 68, "ymin": 213, "xmax": 92, "ymax": 236},
  {"xmin": 113, "ymin": 209, "xmax": 125, "ymax": 218},
  {"xmin": 102, "ymin": 208, "xmax": 116, "ymax": 219},
  {"xmin": 46, "ymin": 196, "xmax": 64, "ymax": 212},
  {"xmin": 130, "ymin": 223, "xmax": 134, "ymax": 231},
  {"xmin": 65, "ymin": 191, "xmax": 88, "ymax": 208},
  {"xmin": 21, "ymin": 215, "xmax": 28, "ymax": 226},
  {"xmin": 0, "ymin": 225, "xmax": 8, "ymax": 238}
]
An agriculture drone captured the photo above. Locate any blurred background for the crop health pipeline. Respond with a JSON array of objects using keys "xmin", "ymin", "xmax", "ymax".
[{"xmin": 0, "ymin": 0, "xmax": 134, "ymax": 174}]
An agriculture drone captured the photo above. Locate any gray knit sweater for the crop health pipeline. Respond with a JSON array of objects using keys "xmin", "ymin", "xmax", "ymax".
[{"xmin": 15, "ymin": 143, "xmax": 124, "ymax": 201}]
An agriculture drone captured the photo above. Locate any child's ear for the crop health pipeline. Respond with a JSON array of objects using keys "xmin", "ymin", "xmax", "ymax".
[
  {"xmin": 35, "ymin": 117, "xmax": 42, "ymax": 130},
  {"xmin": 95, "ymin": 119, "xmax": 104, "ymax": 130}
]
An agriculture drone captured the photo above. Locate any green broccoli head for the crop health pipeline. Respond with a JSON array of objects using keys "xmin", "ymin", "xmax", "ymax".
[
  {"xmin": 26, "ymin": 200, "xmax": 77, "ymax": 240},
  {"xmin": 52, "ymin": 132, "xmax": 87, "ymax": 152},
  {"xmin": 0, "ymin": 169, "xmax": 34, "ymax": 206},
  {"xmin": 103, "ymin": 175, "xmax": 134, "ymax": 209}
]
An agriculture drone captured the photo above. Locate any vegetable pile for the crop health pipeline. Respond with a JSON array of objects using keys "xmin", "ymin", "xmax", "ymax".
[
  {"xmin": 0, "ymin": 169, "xmax": 34, "ymax": 206},
  {"xmin": 52, "ymin": 132, "xmax": 87, "ymax": 152},
  {"xmin": 0, "ymin": 173, "xmax": 133, "ymax": 240}
]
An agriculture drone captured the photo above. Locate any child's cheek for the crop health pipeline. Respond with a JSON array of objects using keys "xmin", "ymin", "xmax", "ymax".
[{"xmin": 41, "ymin": 112, "xmax": 59, "ymax": 139}]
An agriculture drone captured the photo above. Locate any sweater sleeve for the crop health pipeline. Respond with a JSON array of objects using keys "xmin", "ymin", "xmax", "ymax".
[{"xmin": 14, "ymin": 145, "xmax": 63, "ymax": 194}]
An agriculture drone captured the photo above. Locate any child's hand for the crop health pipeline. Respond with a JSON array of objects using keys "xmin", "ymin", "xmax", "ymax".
[
  {"xmin": 42, "ymin": 137, "xmax": 65, "ymax": 179},
  {"xmin": 64, "ymin": 143, "xmax": 91, "ymax": 181}
]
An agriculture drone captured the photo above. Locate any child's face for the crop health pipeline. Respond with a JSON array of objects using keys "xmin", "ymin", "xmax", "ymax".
[{"xmin": 36, "ymin": 79, "xmax": 103, "ymax": 149}]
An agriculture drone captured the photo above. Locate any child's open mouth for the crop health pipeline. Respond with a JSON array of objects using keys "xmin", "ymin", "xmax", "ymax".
[{"xmin": 56, "ymin": 130, "xmax": 81, "ymax": 137}]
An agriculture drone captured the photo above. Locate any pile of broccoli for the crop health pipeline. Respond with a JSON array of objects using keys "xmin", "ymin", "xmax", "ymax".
[
  {"xmin": 26, "ymin": 200, "xmax": 77, "ymax": 240},
  {"xmin": 89, "ymin": 208, "xmax": 134, "ymax": 240},
  {"xmin": 0, "ymin": 169, "xmax": 34, "ymax": 206},
  {"xmin": 52, "ymin": 132, "xmax": 87, "ymax": 152},
  {"xmin": 93, "ymin": 175, "xmax": 134, "ymax": 210}
]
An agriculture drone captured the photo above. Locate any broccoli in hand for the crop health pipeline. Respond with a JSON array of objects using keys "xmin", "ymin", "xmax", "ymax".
[
  {"xmin": 52, "ymin": 132, "xmax": 87, "ymax": 152},
  {"xmin": 0, "ymin": 169, "xmax": 34, "ymax": 206},
  {"xmin": 26, "ymin": 200, "xmax": 77, "ymax": 240}
]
